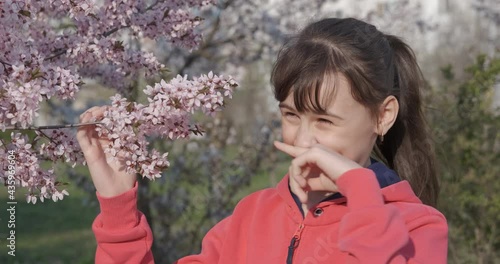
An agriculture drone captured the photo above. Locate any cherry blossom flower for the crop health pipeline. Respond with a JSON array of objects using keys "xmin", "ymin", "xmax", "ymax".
[
  {"xmin": 0, "ymin": 133, "xmax": 69, "ymax": 204},
  {"xmin": 96, "ymin": 72, "xmax": 237, "ymax": 180},
  {"xmin": 0, "ymin": 0, "xmax": 229, "ymax": 203}
]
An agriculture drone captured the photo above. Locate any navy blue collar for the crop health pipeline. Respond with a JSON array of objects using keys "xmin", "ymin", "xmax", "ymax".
[{"xmin": 289, "ymin": 159, "xmax": 400, "ymax": 217}]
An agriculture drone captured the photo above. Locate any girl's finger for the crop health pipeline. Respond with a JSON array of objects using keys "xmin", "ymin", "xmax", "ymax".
[
  {"xmin": 77, "ymin": 106, "xmax": 102, "ymax": 142},
  {"xmin": 79, "ymin": 111, "xmax": 91, "ymax": 123},
  {"xmin": 291, "ymin": 164, "xmax": 306, "ymax": 188},
  {"xmin": 295, "ymin": 166, "xmax": 310, "ymax": 188},
  {"xmin": 290, "ymin": 152, "xmax": 315, "ymax": 177},
  {"xmin": 79, "ymin": 106, "xmax": 102, "ymax": 120},
  {"xmin": 290, "ymin": 149, "xmax": 336, "ymax": 180},
  {"xmin": 288, "ymin": 165, "xmax": 308, "ymax": 203},
  {"xmin": 90, "ymin": 106, "xmax": 108, "ymax": 118},
  {"xmin": 274, "ymin": 141, "xmax": 308, "ymax": 158},
  {"xmin": 304, "ymin": 177, "xmax": 332, "ymax": 192},
  {"xmin": 293, "ymin": 179, "xmax": 309, "ymax": 203},
  {"xmin": 77, "ymin": 112, "xmax": 94, "ymax": 147},
  {"xmin": 289, "ymin": 151, "xmax": 336, "ymax": 192},
  {"xmin": 78, "ymin": 106, "xmax": 109, "ymax": 141},
  {"xmin": 297, "ymin": 190, "xmax": 308, "ymax": 204}
]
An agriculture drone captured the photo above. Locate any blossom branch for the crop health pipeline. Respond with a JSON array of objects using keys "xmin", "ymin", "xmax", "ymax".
[
  {"xmin": 44, "ymin": 24, "xmax": 131, "ymax": 62},
  {"xmin": 43, "ymin": 1, "xmax": 174, "ymax": 62},
  {"xmin": 4, "ymin": 122, "xmax": 102, "ymax": 131},
  {"xmin": 0, "ymin": 0, "xmax": 222, "ymax": 204}
]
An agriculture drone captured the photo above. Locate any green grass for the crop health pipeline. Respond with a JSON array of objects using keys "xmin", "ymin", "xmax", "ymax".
[
  {"xmin": 234, "ymin": 160, "xmax": 290, "ymax": 201},
  {"xmin": 0, "ymin": 176, "xmax": 98, "ymax": 264},
  {"xmin": 0, "ymin": 158, "xmax": 290, "ymax": 263}
]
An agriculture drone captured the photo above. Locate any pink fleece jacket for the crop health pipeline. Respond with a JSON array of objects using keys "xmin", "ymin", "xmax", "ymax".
[{"xmin": 92, "ymin": 168, "xmax": 448, "ymax": 263}]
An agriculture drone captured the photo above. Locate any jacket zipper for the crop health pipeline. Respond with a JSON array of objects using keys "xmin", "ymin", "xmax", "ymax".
[{"xmin": 286, "ymin": 222, "xmax": 304, "ymax": 264}]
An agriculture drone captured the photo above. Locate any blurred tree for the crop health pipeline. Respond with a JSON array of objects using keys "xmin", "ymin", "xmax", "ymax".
[
  {"xmin": 430, "ymin": 55, "xmax": 500, "ymax": 264},
  {"xmin": 419, "ymin": 0, "xmax": 499, "ymax": 88},
  {"xmin": 473, "ymin": 0, "xmax": 500, "ymax": 25}
]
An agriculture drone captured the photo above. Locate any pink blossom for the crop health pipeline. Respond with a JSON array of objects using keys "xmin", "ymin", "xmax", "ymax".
[
  {"xmin": 95, "ymin": 73, "xmax": 237, "ymax": 180},
  {"xmin": 0, "ymin": 0, "xmax": 238, "ymax": 203},
  {"xmin": 0, "ymin": 133, "xmax": 66, "ymax": 204},
  {"xmin": 37, "ymin": 129, "xmax": 85, "ymax": 168}
]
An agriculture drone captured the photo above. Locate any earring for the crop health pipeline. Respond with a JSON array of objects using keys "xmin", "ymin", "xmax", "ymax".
[{"xmin": 379, "ymin": 133, "xmax": 384, "ymax": 143}]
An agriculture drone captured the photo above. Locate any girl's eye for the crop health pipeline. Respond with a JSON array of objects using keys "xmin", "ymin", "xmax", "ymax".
[
  {"xmin": 282, "ymin": 112, "xmax": 299, "ymax": 122},
  {"xmin": 318, "ymin": 118, "xmax": 333, "ymax": 125}
]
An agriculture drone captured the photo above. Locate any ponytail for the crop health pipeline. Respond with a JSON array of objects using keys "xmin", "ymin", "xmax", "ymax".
[{"xmin": 379, "ymin": 34, "xmax": 439, "ymax": 206}]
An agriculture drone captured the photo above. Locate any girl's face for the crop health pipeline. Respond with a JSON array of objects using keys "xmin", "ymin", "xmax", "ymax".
[{"xmin": 279, "ymin": 75, "xmax": 377, "ymax": 167}]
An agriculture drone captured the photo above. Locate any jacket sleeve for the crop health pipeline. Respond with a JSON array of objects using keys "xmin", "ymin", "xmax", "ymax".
[
  {"xmin": 336, "ymin": 168, "xmax": 448, "ymax": 264},
  {"xmin": 93, "ymin": 182, "xmax": 231, "ymax": 264},
  {"xmin": 92, "ymin": 182, "xmax": 154, "ymax": 264}
]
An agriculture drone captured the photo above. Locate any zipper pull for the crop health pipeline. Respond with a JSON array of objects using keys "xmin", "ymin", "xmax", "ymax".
[{"xmin": 286, "ymin": 223, "xmax": 304, "ymax": 264}]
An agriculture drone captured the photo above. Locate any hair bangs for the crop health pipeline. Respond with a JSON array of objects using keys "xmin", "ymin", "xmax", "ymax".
[
  {"xmin": 293, "ymin": 70, "xmax": 339, "ymax": 114},
  {"xmin": 272, "ymin": 41, "xmax": 340, "ymax": 114}
]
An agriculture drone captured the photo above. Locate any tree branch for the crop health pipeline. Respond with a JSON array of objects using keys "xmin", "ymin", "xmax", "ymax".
[
  {"xmin": 35, "ymin": 127, "xmax": 60, "ymax": 146},
  {"xmin": 4, "ymin": 121, "xmax": 102, "ymax": 130},
  {"xmin": 0, "ymin": 58, "xmax": 12, "ymax": 68},
  {"xmin": 144, "ymin": 0, "xmax": 162, "ymax": 12},
  {"xmin": 7, "ymin": 1, "xmax": 174, "ymax": 65},
  {"xmin": 0, "ymin": 138, "xmax": 7, "ymax": 150},
  {"xmin": 102, "ymin": 25, "xmax": 130, "ymax": 38},
  {"xmin": 44, "ymin": 49, "xmax": 68, "ymax": 61},
  {"xmin": 44, "ymin": 24, "xmax": 130, "ymax": 62}
]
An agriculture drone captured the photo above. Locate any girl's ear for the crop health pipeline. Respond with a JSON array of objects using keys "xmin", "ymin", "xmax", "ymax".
[{"xmin": 376, "ymin": 95, "xmax": 399, "ymax": 136}]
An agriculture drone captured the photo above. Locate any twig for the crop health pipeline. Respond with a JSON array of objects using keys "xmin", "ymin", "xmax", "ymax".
[
  {"xmin": 102, "ymin": 25, "xmax": 130, "ymax": 38},
  {"xmin": 0, "ymin": 60, "xmax": 12, "ymax": 69},
  {"xmin": 44, "ymin": 49, "xmax": 68, "ymax": 61},
  {"xmin": 0, "ymin": 138, "xmax": 7, "ymax": 149},
  {"xmin": 4, "ymin": 121, "xmax": 103, "ymax": 130},
  {"xmin": 35, "ymin": 128, "xmax": 57, "ymax": 145},
  {"xmin": 144, "ymin": 0, "xmax": 161, "ymax": 12}
]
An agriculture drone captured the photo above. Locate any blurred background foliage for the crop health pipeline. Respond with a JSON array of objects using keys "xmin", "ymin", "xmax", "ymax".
[
  {"xmin": 431, "ymin": 56, "xmax": 500, "ymax": 263},
  {"xmin": 1, "ymin": 0, "xmax": 499, "ymax": 263}
]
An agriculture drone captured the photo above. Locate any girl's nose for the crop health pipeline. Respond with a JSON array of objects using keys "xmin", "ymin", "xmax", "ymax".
[{"xmin": 293, "ymin": 124, "xmax": 317, "ymax": 148}]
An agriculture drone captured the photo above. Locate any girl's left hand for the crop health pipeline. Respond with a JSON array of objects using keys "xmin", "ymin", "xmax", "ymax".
[{"xmin": 274, "ymin": 141, "xmax": 362, "ymax": 203}]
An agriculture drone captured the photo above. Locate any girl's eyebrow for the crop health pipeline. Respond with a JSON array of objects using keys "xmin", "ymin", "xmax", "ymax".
[
  {"xmin": 278, "ymin": 103, "xmax": 296, "ymax": 111},
  {"xmin": 278, "ymin": 103, "xmax": 344, "ymax": 120}
]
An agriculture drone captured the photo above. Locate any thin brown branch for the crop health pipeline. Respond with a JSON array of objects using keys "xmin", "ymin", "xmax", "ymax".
[
  {"xmin": 4, "ymin": 121, "xmax": 102, "ymax": 130},
  {"xmin": 44, "ymin": 49, "xmax": 67, "ymax": 61},
  {"xmin": 35, "ymin": 128, "xmax": 58, "ymax": 146},
  {"xmin": 0, "ymin": 59, "xmax": 12, "ymax": 69},
  {"xmin": 0, "ymin": 138, "xmax": 7, "ymax": 150},
  {"xmin": 102, "ymin": 25, "xmax": 130, "ymax": 38},
  {"xmin": 145, "ymin": 0, "xmax": 162, "ymax": 12}
]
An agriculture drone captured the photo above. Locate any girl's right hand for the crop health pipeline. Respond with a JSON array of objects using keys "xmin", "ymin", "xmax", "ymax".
[{"xmin": 76, "ymin": 106, "xmax": 137, "ymax": 197}]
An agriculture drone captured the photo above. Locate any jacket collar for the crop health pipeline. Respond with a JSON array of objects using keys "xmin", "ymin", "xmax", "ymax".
[{"xmin": 276, "ymin": 160, "xmax": 420, "ymax": 221}]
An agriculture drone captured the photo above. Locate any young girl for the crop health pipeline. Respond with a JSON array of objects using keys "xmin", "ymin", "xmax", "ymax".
[{"xmin": 77, "ymin": 18, "xmax": 448, "ymax": 263}]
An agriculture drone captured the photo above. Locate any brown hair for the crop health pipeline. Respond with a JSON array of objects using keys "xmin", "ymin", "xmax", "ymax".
[{"xmin": 271, "ymin": 18, "xmax": 439, "ymax": 206}]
